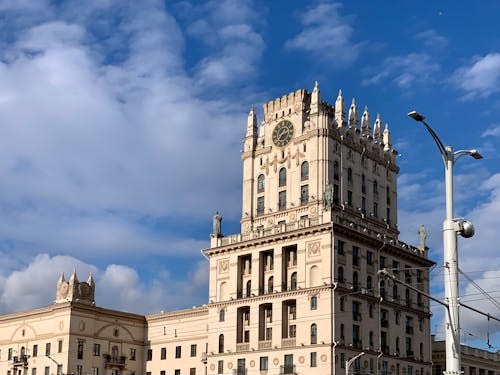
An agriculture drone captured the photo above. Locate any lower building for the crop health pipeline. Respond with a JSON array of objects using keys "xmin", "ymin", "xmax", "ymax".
[{"xmin": 432, "ymin": 339, "xmax": 500, "ymax": 375}]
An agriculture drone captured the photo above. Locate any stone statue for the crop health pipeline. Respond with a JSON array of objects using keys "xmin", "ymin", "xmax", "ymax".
[
  {"xmin": 213, "ymin": 211, "xmax": 222, "ymax": 237},
  {"xmin": 323, "ymin": 181, "xmax": 334, "ymax": 209},
  {"xmin": 418, "ymin": 224, "xmax": 427, "ymax": 249}
]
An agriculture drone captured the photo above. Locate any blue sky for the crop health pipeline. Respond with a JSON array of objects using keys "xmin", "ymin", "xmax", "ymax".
[{"xmin": 0, "ymin": 0, "xmax": 499, "ymax": 349}]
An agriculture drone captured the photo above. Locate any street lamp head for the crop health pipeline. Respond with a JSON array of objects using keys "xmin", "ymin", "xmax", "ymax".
[
  {"xmin": 408, "ymin": 111, "xmax": 425, "ymax": 122},
  {"xmin": 469, "ymin": 149, "xmax": 483, "ymax": 159}
]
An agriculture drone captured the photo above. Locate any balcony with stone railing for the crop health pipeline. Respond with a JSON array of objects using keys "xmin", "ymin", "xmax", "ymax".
[{"xmin": 103, "ymin": 354, "xmax": 126, "ymax": 369}]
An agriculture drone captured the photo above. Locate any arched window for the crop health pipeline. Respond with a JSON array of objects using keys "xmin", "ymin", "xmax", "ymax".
[
  {"xmin": 301, "ymin": 161, "xmax": 309, "ymax": 180},
  {"xmin": 309, "ymin": 265, "xmax": 319, "ymax": 287},
  {"xmin": 246, "ymin": 280, "xmax": 252, "ymax": 297},
  {"xmin": 373, "ymin": 179, "xmax": 378, "ymax": 195},
  {"xmin": 257, "ymin": 174, "xmax": 265, "ymax": 193},
  {"xmin": 290, "ymin": 272, "xmax": 297, "ymax": 290},
  {"xmin": 352, "ymin": 271, "xmax": 359, "ymax": 291},
  {"xmin": 219, "ymin": 281, "xmax": 227, "ymax": 300},
  {"xmin": 218, "ymin": 334, "xmax": 224, "ymax": 353},
  {"xmin": 334, "ymin": 161, "xmax": 339, "ymax": 180},
  {"xmin": 310, "ymin": 296, "xmax": 317, "ymax": 310},
  {"xmin": 337, "ymin": 267, "xmax": 344, "ymax": 283},
  {"xmin": 219, "ymin": 309, "xmax": 225, "ymax": 322},
  {"xmin": 347, "ymin": 168, "xmax": 353, "ymax": 183},
  {"xmin": 393, "ymin": 285, "xmax": 399, "ymax": 300},
  {"xmin": 268, "ymin": 276, "xmax": 274, "ymax": 293},
  {"xmin": 367, "ymin": 276, "xmax": 372, "ymax": 291},
  {"xmin": 279, "ymin": 168, "xmax": 287, "ymax": 187},
  {"xmin": 380, "ymin": 280, "xmax": 386, "ymax": 299},
  {"xmin": 310, "ymin": 323, "xmax": 317, "ymax": 344}
]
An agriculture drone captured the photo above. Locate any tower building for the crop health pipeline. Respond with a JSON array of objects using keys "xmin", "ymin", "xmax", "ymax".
[
  {"xmin": 0, "ymin": 83, "xmax": 434, "ymax": 375},
  {"xmin": 205, "ymin": 83, "xmax": 434, "ymax": 375}
]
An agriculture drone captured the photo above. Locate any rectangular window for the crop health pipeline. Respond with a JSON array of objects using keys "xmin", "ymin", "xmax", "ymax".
[
  {"xmin": 92, "ymin": 368, "xmax": 98, "ymax": 375},
  {"xmin": 57, "ymin": 365, "xmax": 62, "ymax": 375},
  {"xmin": 77, "ymin": 340, "xmax": 83, "ymax": 359},
  {"xmin": 334, "ymin": 184, "xmax": 339, "ymax": 204},
  {"xmin": 367, "ymin": 251, "xmax": 373, "ymax": 265},
  {"xmin": 175, "ymin": 371, "xmax": 180, "ymax": 375},
  {"xmin": 352, "ymin": 246, "xmax": 359, "ymax": 266},
  {"xmin": 289, "ymin": 324, "xmax": 296, "ymax": 338},
  {"xmin": 130, "ymin": 348, "xmax": 136, "ymax": 360},
  {"xmin": 190, "ymin": 344, "xmax": 197, "ymax": 357},
  {"xmin": 260, "ymin": 357, "xmax": 268, "ymax": 371},
  {"xmin": 175, "ymin": 346, "xmax": 181, "ymax": 358},
  {"xmin": 189, "ymin": 369, "xmax": 196, "ymax": 375},
  {"xmin": 373, "ymin": 202, "xmax": 378, "ymax": 217},
  {"xmin": 44, "ymin": 367, "xmax": 50, "ymax": 375},
  {"xmin": 393, "ymin": 261, "xmax": 399, "ymax": 275},
  {"xmin": 300, "ymin": 184, "xmax": 309, "ymax": 205},
  {"xmin": 32, "ymin": 368, "xmax": 37, "ymax": 375},
  {"xmin": 310, "ymin": 295, "xmax": 317, "ymax": 310},
  {"xmin": 32, "ymin": 345, "xmax": 38, "ymax": 357},
  {"xmin": 218, "ymin": 360, "xmax": 224, "ymax": 374},
  {"xmin": 340, "ymin": 353, "xmax": 345, "ymax": 368},
  {"xmin": 147, "ymin": 349, "xmax": 152, "ymax": 361},
  {"xmin": 77, "ymin": 366, "xmax": 83, "ymax": 375},
  {"xmin": 160, "ymin": 371, "xmax": 166, "ymax": 375},
  {"xmin": 45, "ymin": 343, "xmax": 51, "ymax": 356},
  {"xmin": 311, "ymin": 352, "xmax": 317, "ymax": 367},
  {"xmin": 347, "ymin": 190, "xmax": 353, "ymax": 206},
  {"xmin": 58, "ymin": 340, "xmax": 63, "ymax": 354},
  {"xmin": 257, "ymin": 196, "xmax": 264, "ymax": 215},
  {"xmin": 278, "ymin": 191, "xmax": 286, "ymax": 211},
  {"xmin": 338, "ymin": 240, "xmax": 344, "ymax": 255},
  {"xmin": 93, "ymin": 344, "xmax": 100, "ymax": 356},
  {"xmin": 161, "ymin": 347, "xmax": 167, "ymax": 360},
  {"xmin": 8, "ymin": 348, "xmax": 12, "ymax": 360},
  {"xmin": 379, "ymin": 256, "xmax": 386, "ymax": 270}
]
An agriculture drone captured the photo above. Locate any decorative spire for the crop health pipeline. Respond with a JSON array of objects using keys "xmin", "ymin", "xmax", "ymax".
[
  {"xmin": 311, "ymin": 81, "xmax": 321, "ymax": 114},
  {"xmin": 335, "ymin": 89, "xmax": 346, "ymax": 128},
  {"xmin": 58, "ymin": 272, "xmax": 65, "ymax": 283},
  {"xmin": 87, "ymin": 272, "xmax": 95, "ymax": 287},
  {"xmin": 383, "ymin": 123, "xmax": 392, "ymax": 151},
  {"xmin": 361, "ymin": 106, "xmax": 372, "ymax": 138},
  {"xmin": 348, "ymin": 98, "xmax": 359, "ymax": 129},
  {"xmin": 373, "ymin": 114, "xmax": 383, "ymax": 144},
  {"xmin": 69, "ymin": 268, "xmax": 78, "ymax": 283},
  {"xmin": 246, "ymin": 105, "xmax": 257, "ymax": 136}
]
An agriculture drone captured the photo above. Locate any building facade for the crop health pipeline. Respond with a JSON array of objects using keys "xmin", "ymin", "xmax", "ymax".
[
  {"xmin": 432, "ymin": 339, "xmax": 500, "ymax": 375},
  {"xmin": 0, "ymin": 83, "xmax": 434, "ymax": 375}
]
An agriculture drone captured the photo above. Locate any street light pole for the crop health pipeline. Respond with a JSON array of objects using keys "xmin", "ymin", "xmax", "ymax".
[
  {"xmin": 346, "ymin": 351, "xmax": 365, "ymax": 375},
  {"xmin": 408, "ymin": 111, "xmax": 482, "ymax": 375}
]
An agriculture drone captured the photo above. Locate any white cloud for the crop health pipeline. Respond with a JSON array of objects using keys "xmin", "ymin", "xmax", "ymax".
[
  {"xmin": 0, "ymin": 1, "xmax": 255, "ymax": 263},
  {"xmin": 0, "ymin": 253, "xmax": 208, "ymax": 315},
  {"xmin": 414, "ymin": 29, "xmax": 448, "ymax": 49},
  {"xmin": 481, "ymin": 124, "xmax": 500, "ymax": 137},
  {"xmin": 362, "ymin": 53, "xmax": 440, "ymax": 89},
  {"xmin": 451, "ymin": 53, "xmax": 500, "ymax": 99},
  {"xmin": 285, "ymin": 1, "xmax": 361, "ymax": 66}
]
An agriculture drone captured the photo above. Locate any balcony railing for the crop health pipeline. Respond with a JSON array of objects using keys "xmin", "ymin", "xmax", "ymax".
[
  {"xmin": 233, "ymin": 369, "xmax": 247, "ymax": 375},
  {"xmin": 280, "ymin": 365, "xmax": 297, "ymax": 375},
  {"xmin": 281, "ymin": 338, "xmax": 296, "ymax": 348},
  {"xmin": 258, "ymin": 340, "xmax": 272, "ymax": 350},
  {"xmin": 103, "ymin": 354, "xmax": 126, "ymax": 368},
  {"xmin": 236, "ymin": 343, "xmax": 249, "ymax": 352},
  {"xmin": 12, "ymin": 355, "xmax": 29, "ymax": 368}
]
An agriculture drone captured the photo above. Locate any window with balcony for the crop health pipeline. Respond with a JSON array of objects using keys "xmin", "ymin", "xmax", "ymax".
[
  {"xmin": 310, "ymin": 324, "xmax": 317, "ymax": 344},
  {"xmin": 283, "ymin": 354, "xmax": 294, "ymax": 375},
  {"xmin": 218, "ymin": 334, "xmax": 224, "ymax": 353},
  {"xmin": 257, "ymin": 196, "xmax": 264, "ymax": 215},
  {"xmin": 300, "ymin": 185, "xmax": 309, "ymax": 205},
  {"xmin": 257, "ymin": 174, "xmax": 265, "ymax": 193},
  {"xmin": 279, "ymin": 168, "xmax": 287, "ymax": 187},
  {"xmin": 278, "ymin": 191, "xmax": 286, "ymax": 211},
  {"xmin": 301, "ymin": 161, "xmax": 309, "ymax": 180}
]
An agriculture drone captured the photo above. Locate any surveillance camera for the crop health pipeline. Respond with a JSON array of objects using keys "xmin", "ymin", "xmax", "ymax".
[{"xmin": 456, "ymin": 220, "xmax": 475, "ymax": 238}]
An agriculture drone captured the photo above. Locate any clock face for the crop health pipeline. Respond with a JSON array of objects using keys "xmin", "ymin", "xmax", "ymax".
[{"xmin": 272, "ymin": 120, "xmax": 294, "ymax": 147}]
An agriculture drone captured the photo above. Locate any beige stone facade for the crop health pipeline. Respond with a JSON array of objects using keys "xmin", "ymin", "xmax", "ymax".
[
  {"xmin": 432, "ymin": 339, "xmax": 500, "ymax": 375},
  {"xmin": 0, "ymin": 84, "xmax": 435, "ymax": 375}
]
